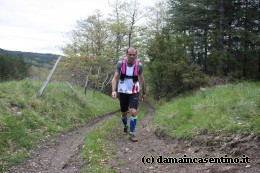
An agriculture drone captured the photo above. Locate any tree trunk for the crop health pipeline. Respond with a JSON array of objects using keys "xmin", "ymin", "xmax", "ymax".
[
  {"xmin": 204, "ymin": 29, "xmax": 208, "ymax": 74},
  {"xmin": 128, "ymin": 9, "xmax": 136, "ymax": 47},
  {"xmin": 219, "ymin": 0, "xmax": 225, "ymax": 52},
  {"xmin": 243, "ymin": 0, "xmax": 249, "ymax": 78}
]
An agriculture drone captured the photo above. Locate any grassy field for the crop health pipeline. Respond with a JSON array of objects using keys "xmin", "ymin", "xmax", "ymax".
[
  {"xmin": 152, "ymin": 82, "xmax": 260, "ymax": 139},
  {"xmin": 0, "ymin": 79, "xmax": 119, "ymax": 168}
]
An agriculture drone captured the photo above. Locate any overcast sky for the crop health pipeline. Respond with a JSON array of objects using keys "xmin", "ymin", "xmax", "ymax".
[{"xmin": 0, "ymin": 0, "xmax": 159, "ymax": 55}]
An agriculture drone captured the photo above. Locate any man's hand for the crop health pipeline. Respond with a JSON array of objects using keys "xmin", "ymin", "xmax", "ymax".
[
  {"xmin": 112, "ymin": 91, "xmax": 117, "ymax": 99},
  {"xmin": 141, "ymin": 93, "xmax": 145, "ymax": 101}
]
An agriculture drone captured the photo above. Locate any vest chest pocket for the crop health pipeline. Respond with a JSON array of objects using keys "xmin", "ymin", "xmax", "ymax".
[{"xmin": 118, "ymin": 81, "xmax": 127, "ymax": 92}]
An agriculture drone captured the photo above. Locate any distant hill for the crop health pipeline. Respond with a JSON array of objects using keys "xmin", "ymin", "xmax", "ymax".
[{"xmin": 0, "ymin": 48, "xmax": 59, "ymax": 69}]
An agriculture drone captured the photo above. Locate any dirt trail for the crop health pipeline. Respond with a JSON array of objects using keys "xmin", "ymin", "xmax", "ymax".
[
  {"xmin": 110, "ymin": 102, "xmax": 260, "ymax": 173},
  {"xmin": 7, "ymin": 102, "xmax": 259, "ymax": 173},
  {"xmin": 8, "ymin": 111, "xmax": 119, "ymax": 173}
]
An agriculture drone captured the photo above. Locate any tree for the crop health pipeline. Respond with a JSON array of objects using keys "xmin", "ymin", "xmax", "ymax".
[
  {"xmin": 62, "ymin": 10, "xmax": 109, "ymax": 57},
  {"xmin": 61, "ymin": 10, "xmax": 114, "ymax": 92},
  {"xmin": 167, "ymin": 0, "xmax": 259, "ymax": 80},
  {"xmin": 108, "ymin": 0, "xmax": 150, "ymax": 59},
  {"xmin": 108, "ymin": 0, "xmax": 129, "ymax": 60},
  {"xmin": 147, "ymin": 28, "xmax": 207, "ymax": 100},
  {"xmin": 0, "ymin": 54, "xmax": 30, "ymax": 81}
]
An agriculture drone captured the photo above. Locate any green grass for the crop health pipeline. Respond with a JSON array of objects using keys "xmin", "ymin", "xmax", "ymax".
[
  {"xmin": 0, "ymin": 79, "xmax": 119, "ymax": 169},
  {"xmin": 152, "ymin": 82, "xmax": 260, "ymax": 139},
  {"xmin": 80, "ymin": 118, "xmax": 118, "ymax": 172},
  {"xmin": 80, "ymin": 101, "xmax": 146, "ymax": 172},
  {"xmin": 2, "ymin": 79, "xmax": 258, "ymax": 171}
]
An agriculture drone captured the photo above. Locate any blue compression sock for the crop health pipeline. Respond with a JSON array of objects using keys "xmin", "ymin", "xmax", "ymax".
[
  {"xmin": 130, "ymin": 116, "xmax": 137, "ymax": 133},
  {"xmin": 121, "ymin": 116, "xmax": 127, "ymax": 126}
]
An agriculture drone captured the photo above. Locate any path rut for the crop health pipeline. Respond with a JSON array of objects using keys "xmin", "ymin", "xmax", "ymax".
[
  {"xmin": 7, "ymin": 102, "xmax": 260, "ymax": 173},
  {"xmin": 8, "ymin": 111, "xmax": 119, "ymax": 173},
  {"xmin": 110, "ymin": 101, "xmax": 260, "ymax": 173}
]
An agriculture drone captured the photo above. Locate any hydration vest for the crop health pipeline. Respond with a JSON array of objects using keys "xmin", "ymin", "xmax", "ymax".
[{"xmin": 120, "ymin": 58, "xmax": 139, "ymax": 83}]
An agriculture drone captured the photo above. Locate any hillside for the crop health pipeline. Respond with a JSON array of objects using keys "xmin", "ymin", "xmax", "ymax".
[
  {"xmin": 0, "ymin": 79, "xmax": 119, "ymax": 170},
  {"xmin": 0, "ymin": 48, "xmax": 58, "ymax": 69},
  {"xmin": 153, "ymin": 82, "xmax": 260, "ymax": 138}
]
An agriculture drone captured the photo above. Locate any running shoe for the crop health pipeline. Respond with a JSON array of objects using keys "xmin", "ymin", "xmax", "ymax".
[{"xmin": 129, "ymin": 133, "xmax": 138, "ymax": 142}]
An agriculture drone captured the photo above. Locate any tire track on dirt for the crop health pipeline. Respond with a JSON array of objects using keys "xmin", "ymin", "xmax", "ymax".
[
  {"xmin": 8, "ymin": 110, "xmax": 120, "ymax": 173},
  {"xmin": 110, "ymin": 101, "xmax": 259, "ymax": 173}
]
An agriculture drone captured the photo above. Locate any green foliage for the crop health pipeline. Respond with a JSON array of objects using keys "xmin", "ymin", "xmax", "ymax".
[
  {"xmin": 80, "ymin": 119, "xmax": 118, "ymax": 172},
  {"xmin": 147, "ymin": 30, "xmax": 208, "ymax": 100},
  {"xmin": 0, "ymin": 54, "xmax": 30, "ymax": 81},
  {"xmin": 58, "ymin": 10, "xmax": 122, "ymax": 93},
  {"xmin": 62, "ymin": 1, "xmax": 150, "ymax": 63},
  {"xmin": 0, "ymin": 48, "xmax": 58, "ymax": 69},
  {"xmin": 55, "ymin": 54, "xmax": 115, "ymax": 94},
  {"xmin": 0, "ymin": 80, "xmax": 119, "ymax": 168},
  {"xmin": 208, "ymin": 48, "xmax": 229, "ymax": 77},
  {"xmin": 146, "ymin": 0, "xmax": 259, "ymax": 99},
  {"xmin": 167, "ymin": 0, "xmax": 259, "ymax": 80},
  {"xmin": 152, "ymin": 82, "xmax": 260, "ymax": 138}
]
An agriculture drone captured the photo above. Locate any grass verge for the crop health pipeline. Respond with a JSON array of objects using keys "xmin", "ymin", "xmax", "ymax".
[
  {"xmin": 0, "ymin": 79, "xmax": 119, "ymax": 170},
  {"xmin": 152, "ymin": 82, "xmax": 260, "ymax": 139},
  {"xmin": 80, "ymin": 101, "xmax": 146, "ymax": 172}
]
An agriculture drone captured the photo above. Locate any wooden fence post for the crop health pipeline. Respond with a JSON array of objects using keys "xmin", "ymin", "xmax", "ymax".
[{"xmin": 38, "ymin": 56, "xmax": 61, "ymax": 97}]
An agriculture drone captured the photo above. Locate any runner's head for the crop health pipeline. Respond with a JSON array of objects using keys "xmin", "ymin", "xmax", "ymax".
[{"xmin": 126, "ymin": 47, "xmax": 137, "ymax": 65}]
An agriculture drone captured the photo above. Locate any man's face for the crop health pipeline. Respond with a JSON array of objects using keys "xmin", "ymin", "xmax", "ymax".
[{"xmin": 126, "ymin": 48, "xmax": 137, "ymax": 65}]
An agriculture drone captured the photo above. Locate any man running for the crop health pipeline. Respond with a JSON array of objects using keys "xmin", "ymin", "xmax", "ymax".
[{"xmin": 111, "ymin": 47, "xmax": 146, "ymax": 142}]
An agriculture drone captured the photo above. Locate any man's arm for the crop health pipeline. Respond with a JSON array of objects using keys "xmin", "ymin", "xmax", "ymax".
[
  {"xmin": 111, "ymin": 70, "xmax": 119, "ymax": 99},
  {"xmin": 139, "ymin": 73, "xmax": 146, "ymax": 100}
]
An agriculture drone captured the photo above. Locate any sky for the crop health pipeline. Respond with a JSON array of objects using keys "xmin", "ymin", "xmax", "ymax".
[{"xmin": 0, "ymin": 0, "xmax": 160, "ymax": 55}]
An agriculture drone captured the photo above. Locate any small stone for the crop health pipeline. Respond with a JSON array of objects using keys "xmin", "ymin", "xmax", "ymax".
[{"xmin": 149, "ymin": 166, "xmax": 154, "ymax": 169}]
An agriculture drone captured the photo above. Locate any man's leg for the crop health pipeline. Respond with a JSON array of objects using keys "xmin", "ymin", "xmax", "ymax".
[
  {"xmin": 129, "ymin": 94, "xmax": 139, "ymax": 142},
  {"xmin": 121, "ymin": 112, "xmax": 127, "ymax": 126},
  {"xmin": 119, "ymin": 93, "xmax": 130, "ymax": 134},
  {"xmin": 121, "ymin": 112, "xmax": 128, "ymax": 134},
  {"xmin": 129, "ymin": 109, "xmax": 137, "ymax": 132}
]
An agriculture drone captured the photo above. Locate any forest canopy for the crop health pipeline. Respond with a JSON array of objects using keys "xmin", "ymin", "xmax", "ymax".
[{"xmin": 61, "ymin": 0, "xmax": 259, "ymax": 99}]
